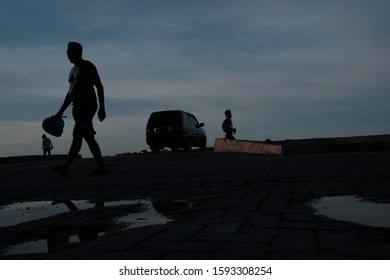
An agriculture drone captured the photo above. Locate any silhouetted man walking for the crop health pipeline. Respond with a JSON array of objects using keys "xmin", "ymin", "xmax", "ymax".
[{"xmin": 51, "ymin": 42, "xmax": 108, "ymax": 176}]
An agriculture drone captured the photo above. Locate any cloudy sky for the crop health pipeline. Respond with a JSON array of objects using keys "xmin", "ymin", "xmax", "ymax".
[{"xmin": 1, "ymin": 0, "xmax": 389, "ymax": 157}]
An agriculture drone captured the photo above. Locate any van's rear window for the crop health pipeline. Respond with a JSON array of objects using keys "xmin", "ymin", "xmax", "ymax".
[{"xmin": 148, "ymin": 111, "xmax": 182, "ymax": 127}]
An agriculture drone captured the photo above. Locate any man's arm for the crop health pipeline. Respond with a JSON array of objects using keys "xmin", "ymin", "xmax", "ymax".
[
  {"xmin": 92, "ymin": 64, "xmax": 106, "ymax": 122},
  {"xmin": 55, "ymin": 93, "xmax": 72, "ymax": 118},
  {"xmin": 96, "ymin": 82, "xmax": 106, "ymax": 121}
]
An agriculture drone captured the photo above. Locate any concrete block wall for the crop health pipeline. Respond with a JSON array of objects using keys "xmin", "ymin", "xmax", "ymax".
[{"xmin": 214, "ymin": 138, "xmax": 283, "ymax": 155}]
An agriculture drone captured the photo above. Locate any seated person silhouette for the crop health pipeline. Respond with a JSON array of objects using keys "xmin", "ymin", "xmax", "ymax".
[{"xmin": 222, "ymin": 109, "xmax": 236, "ymax": 140}]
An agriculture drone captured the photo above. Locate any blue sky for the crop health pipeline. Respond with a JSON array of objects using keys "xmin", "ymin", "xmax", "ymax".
[{"xmin": 1, "ymin": 0, "xmax": 389, "ymax": 157}]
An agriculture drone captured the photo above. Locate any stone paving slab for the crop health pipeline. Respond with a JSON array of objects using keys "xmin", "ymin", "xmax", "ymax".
[{"xmin": 1, "ymin": 151, "xmax": 390, "ymax": 259}]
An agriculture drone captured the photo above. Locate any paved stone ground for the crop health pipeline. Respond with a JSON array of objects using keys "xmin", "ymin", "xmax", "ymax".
[{"xmin": 1, "ymin": 151, "xmax": 390, "ymax": 260}]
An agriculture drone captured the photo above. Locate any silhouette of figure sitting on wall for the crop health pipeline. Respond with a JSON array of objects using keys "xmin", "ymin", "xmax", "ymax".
[
  {"xmin": 222, "ymin": 109, "xmax": 236, "ymax": 140},
  {"xmin": 42, "ymin": 134, "xmax": 53, "ymax": 160}
]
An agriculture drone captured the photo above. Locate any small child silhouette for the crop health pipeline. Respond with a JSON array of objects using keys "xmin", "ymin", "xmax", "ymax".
[{"xmin": 222, "ymin": 110, "xmax": 236, "ymax": 140}]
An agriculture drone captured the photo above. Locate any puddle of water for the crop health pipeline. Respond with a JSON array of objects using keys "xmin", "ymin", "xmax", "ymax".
[
  {"xmin": 312, "ymin": 195, "xmax": 390, "ymax": 228},
  {"xmin": 117, "ymin": 200, "xmax": 171, "ymax": 229},
  {"xmin": 0, "ymin": 200, "xmax": 90, "ymax": 227},
  {"xmin": 0, "ymin": 199, "xmax": 188, "ymax": 256},
  {"xmin": 0, "ymin": 200, "xmax": 154, "ymax": 228},
  {"xmin": 4, "ymin": 239, "xmax": 48, "ymax": 255},
  {"xmin": 3, "ymin": 233, "xmax": 107, "ymax": 256}
]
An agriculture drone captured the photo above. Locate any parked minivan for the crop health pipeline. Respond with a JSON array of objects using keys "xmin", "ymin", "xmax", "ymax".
[{"xmin": 146, "ymin": 110, "xmax": 207, "ymax": 154}]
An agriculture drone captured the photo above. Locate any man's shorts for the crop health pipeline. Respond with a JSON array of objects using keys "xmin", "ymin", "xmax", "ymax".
[{"xmin": 72, "ymin": 102, "xmax": 97, "ymax": 138}]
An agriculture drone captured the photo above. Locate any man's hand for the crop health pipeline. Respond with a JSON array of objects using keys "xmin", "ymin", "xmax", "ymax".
[
  {"xmin": 98, "ymin": 108, "xmax": 106, "ymax": 122},
  {"xmin": 54, "ymin": 111, "xmax": 63, "ymax": 119}
]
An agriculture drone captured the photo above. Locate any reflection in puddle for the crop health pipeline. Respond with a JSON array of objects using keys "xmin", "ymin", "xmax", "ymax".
[
  {"xmin": 5, "ymin": 240, "xmax": 48, "ymax": 255},
  {"xmin": 0, "ymin": 200, "xmax": 167, "ymax": 228},
  {"xmin": 117, "ymin": 200, "xmax": 171, "ymax": 229},
  {"xmin": 312, "ymin": 195, "xmax": 390, "ymax": 228},
  {"xmin": 4, "ymin": 233, "xmax": 106, "ymax": 256},
  {"xmin": 0, "ymin": 199, "xmax": 188, "ymax": 256},
  {"xmin": 0, "ymin": 200, "xmax": 90, "ymax": 227}
]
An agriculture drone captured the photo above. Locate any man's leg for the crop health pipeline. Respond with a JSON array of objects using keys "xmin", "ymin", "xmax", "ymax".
[
  {"xmin": 225, "ymin": 131, "xmax": 235, "ymax": 140},
  {"xmin": 51, "ymin": 136, "xmax": 82, "ymax": 176},
  {"xmin": 64, "ymin": 136, "xmax": 83, "ymax": 168},
  {"xmin": 84, "ymin": 135, "xmax": 108, "ymax": 174}
]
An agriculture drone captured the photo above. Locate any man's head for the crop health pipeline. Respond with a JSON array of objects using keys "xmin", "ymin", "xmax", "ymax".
[
  {"xmin": 67, "ymin": 42, "xmax": 83, "ymax": 64},
  {"xmin": 225, "ymin": 109, "xmax": 232, "ymax": 118}
]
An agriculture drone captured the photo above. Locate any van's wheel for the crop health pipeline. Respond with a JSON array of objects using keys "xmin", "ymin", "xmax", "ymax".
[
  {"xmin": 151, "ymin": 146, "xmax": 159, "ymax": 154},
  {"xmin": 184, "ymin": 138, "xmax": 192, "ymax": 152},
  {"xmin": 201, "ymin": 137, "xmax": 207, "ymax": 151},
  {"xmin": 171, "ymin": 146, "xmax": 178, "ymax": 153}
]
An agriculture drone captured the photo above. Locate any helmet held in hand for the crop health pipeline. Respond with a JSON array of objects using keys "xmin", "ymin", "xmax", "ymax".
[{"xmin": 42, "ymin": 116, "xmax": 65, "ymax": 137}]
